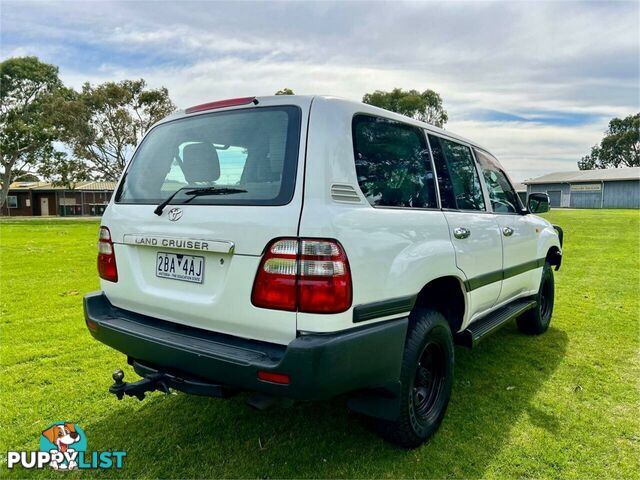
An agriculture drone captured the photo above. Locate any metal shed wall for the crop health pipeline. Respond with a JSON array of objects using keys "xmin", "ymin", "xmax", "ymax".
[
  {"xmin": 571, "ymin": 190, "xmax": 601, "ymax": 209},
  {"xmin": 527, "ymin": 180, "xmax": 639, "ymax": 208},
  {"xmin": 603, "ymin": 180, "xmax": 640, "ymax": 208},
  {"xmin": 527, "ymin": 183, "xmax": 571, "ymax": 207}
]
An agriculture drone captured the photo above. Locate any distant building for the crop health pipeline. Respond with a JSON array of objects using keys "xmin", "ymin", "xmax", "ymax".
[
  {"xmin": 1, "ymin": 181, "xmax": 116, "ymax": 217},
  {"xmin": 523, "ymin": 167, "xmax": 640, "ymax": 209},
  {"xmin": 512, "ymin": 182, "xmax": 528, "ymax": 206}
]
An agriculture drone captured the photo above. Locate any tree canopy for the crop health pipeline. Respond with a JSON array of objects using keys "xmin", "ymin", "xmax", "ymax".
[
  {"xmin": 38, "ymin": 152, "xmax": 91, "ymax": 190},
  {"xmin": 0, "ymin": 56, "xmax": 63, "ymax": 207},
  {"xmin": 578, "ymin": 113, "xmax": 639, "ymax": 169},
  {"xmin": 362, "ymin": 88, "xmax": 448, "ymax": 127},
  {"xmin": 275, "ymin": 88, "xmax": 294, "ymax": 95},
  {"xmin": 58, "ymin": 79, "xmax": 176, "ymax": 180}
]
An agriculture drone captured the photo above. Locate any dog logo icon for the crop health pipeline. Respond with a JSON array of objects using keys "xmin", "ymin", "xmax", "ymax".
[
  {"xmin": 7, "ymin": 421, "xmax": 125, "ymax": 470},
  {"xmin": 40, "ymin": 422, "xmax": 86, "ymax": 470},
  {"xmin": 167, "ymin": 207, "xmax": 183, "ymax": 221}
]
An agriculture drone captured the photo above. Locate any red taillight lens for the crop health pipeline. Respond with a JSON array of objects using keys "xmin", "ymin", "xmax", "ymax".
[
  {"xmin": 97, "ymin": 226, "xmax": 118, "ymax": 282},
  {"xmin": 251, "ymin": 238, "xmax": 352, "ymax": 314},
  {"xmin": 251, "ymin": 239, "xmax": 298, "ymax": 311}
]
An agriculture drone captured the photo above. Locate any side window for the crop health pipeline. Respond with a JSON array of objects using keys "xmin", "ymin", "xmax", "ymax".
[
  {"xmin": 352, "ymin": 114, "xmax": 437, "ymax": 208},
  {"xmin": 428, "ymin": 134, "xmax": 485, "ymax": 211},
  {"xmin": 7, "ymin": 195, "xmax": 18, "ymax": 208},
  {"xmin": 474, "ymin": 149, "xmax": 521, "ymax": 213}
]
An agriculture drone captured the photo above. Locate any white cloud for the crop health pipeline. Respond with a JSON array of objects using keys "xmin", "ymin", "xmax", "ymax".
[
  {"xmin": 2, "ymin": 0, "xmax": 638, "ymax": 180},
  {"xmin": 108, "ymin": 25, "xmax": 305, "ymax": 57},
  {"xmin": 448, "ymin": 119, "xmax": 610, "ymax": 181}
]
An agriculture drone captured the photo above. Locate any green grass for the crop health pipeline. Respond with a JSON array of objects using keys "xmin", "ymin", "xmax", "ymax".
[{"xmin": 1, "ymin": 210, "xmax": 639, "ymax": 479}]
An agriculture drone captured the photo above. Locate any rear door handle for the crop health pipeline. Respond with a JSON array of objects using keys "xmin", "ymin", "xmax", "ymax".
[
  {"xmin": 453, "ymin": 227, "xmax": 471, "ymax": 239},
  {"xmin": 502, "ymin": 227, "xmax": 514, "ymax": 237}
]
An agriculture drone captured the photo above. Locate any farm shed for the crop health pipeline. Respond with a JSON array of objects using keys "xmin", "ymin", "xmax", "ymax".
[
  {"xmin": 524, "ymin": 167, "xmax": 639, "ymax": 209},
  {"xmin": 513, "ymin": 183, "xmax": 527, "ymax": 206}
]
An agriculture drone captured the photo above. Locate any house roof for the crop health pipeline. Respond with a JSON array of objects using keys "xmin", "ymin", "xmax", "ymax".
[
  {"xmin": 9, "ymin": 181, "xmax": 51, "ymax": 190},
  {"xmin": 524, "ymin": 167, "xmax": 640, "ymax": 185},
  {"xmin": 512, "ymin": 182, "xmax": 527, "ymax": 192},
  {"xmin": 79, "ymin": 181, "xmax": 117, "ymax": 191},
  {"xmin": 9, "ymin": 181, "xmax": 116, "ymax": 191}
]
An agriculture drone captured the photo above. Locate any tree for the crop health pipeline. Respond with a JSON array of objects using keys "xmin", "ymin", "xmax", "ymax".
[
  {"xmin": 578, "ymin": 113, "xmax": 639, "ymax": 169},
  {"xmin": 275, "ymin": 88, "xmax": 294, "ymax": 95},
  {"xmin": 362, "ymin": 88, "xmax": 448, "ymax": 127},
  {"xmin": 39, "ymin": 152, "xmax": 91, "ymax": 189},
  {"xmin": 0, "ymin": 57, "xmax": 63, "ymax": 208},
  {"xmin": 13, "ymin": 172, "xmax": 39, "ymax": 182},
  {"xmin": 59, "ymin": 79, "xmax": 176, "ymax": 180}
]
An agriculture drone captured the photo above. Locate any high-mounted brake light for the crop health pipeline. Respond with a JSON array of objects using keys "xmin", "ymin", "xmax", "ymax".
[
  {"xmin": 251, "ymin": 238, "xmax": 352, "ymax": 314},
  {"xmin": 185, "ymin": 97, "xmax": 258, "ymax": 114},
  {"xmin": 97, "ymin": 226, "xmax": 118, "ymax": 282}
]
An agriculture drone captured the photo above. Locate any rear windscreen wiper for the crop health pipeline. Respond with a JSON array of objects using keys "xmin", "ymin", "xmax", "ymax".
[{"xmin": 154, "ymin": 186, "xmax": 247, "ymax": 216}]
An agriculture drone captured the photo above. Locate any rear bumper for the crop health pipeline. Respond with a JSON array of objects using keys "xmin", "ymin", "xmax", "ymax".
[{"xmin": 83, "ymin": 292, "xmax": 407, "ymax": 401}]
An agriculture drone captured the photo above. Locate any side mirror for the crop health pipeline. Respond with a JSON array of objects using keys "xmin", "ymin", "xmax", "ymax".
[{"xmin": 527, "ymin": 193, "xmax": 550, "ymax": 214}]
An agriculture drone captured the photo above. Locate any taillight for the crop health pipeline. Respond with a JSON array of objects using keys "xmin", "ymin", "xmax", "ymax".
[
  {"xmin": 97, "ymin": 226, "xmax": 118, "ymax": 282},
  {"xmin": 251, "ymin": 238, "xmax": 352, "ymax": 314}
]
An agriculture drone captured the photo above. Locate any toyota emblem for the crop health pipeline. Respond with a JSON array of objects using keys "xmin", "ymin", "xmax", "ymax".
[{"xmin": 167, "ymin": 208, "xmax": 183, "ymax": 221}]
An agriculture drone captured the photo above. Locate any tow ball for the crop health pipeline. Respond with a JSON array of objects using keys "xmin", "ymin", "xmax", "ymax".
[{"xmin": 109, "ymin": 369, "xmax": 170, "ymax": 401}]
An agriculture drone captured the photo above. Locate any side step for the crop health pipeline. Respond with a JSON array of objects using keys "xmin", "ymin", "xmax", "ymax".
[{"xmin": 456, "ymin": 298, "xmax": 537, "ymax": 348}]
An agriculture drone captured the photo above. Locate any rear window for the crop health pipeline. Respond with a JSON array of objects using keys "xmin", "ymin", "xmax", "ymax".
[{"xmin": 116, "ymin": 106, "xmax": 301, "ymax": 206}]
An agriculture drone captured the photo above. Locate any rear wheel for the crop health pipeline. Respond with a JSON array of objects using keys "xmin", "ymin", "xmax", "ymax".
[
  {"xmin": 376, "ymin": 308, "xmax": 454, "ymax": 448},
  {"xmin": 517, "ymin": 261, "xmax": 555, "ymax": 335}
]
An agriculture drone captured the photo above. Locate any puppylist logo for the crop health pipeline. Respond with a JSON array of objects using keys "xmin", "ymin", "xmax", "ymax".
[{"xmin": 6, "ymin": 422, "xmax": 126, "ymax": 470}]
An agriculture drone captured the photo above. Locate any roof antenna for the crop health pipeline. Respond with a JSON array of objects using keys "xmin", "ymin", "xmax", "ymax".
[{"xmin": 252, "ymin": 98, "xmax": 259, "ymax": 105}]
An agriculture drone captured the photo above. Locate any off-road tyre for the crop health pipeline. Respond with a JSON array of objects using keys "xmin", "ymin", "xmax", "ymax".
[
  {"xmin": 376, "ymin": 308, "xmax": 454, "ymax": 449},
  {"xmin": 517, "ymin": 261, "xmax": 555, "ymax": 335}
]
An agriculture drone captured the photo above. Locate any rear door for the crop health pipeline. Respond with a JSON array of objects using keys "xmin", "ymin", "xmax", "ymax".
[
  {"xmin": 101, "ymin": 99, "xmax": 309, "ymax": 345},
  {"xmin": 427, "ymin": 134, "xmax": 503, "ymax": 320}
]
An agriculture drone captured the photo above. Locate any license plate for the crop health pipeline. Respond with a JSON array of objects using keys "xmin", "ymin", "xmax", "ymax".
[{"xmin": 156, "ymin": 252, "xmax": 205, "ymax": 284}]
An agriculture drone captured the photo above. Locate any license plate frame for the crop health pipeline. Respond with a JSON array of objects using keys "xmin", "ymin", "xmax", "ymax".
[{"xmin": 155, "ymin": 251, "xmax": 205, "ymax": 284}]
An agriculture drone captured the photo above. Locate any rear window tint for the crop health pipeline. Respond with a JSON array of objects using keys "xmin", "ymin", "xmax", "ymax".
[
  {"xmin": 116, "ymin": 106, "xmax": 301, "ymax": 206},
  {"xmin": 352, "ymin": 114, "xmax": 437, "ymax": 209},
  {"xmin": 428, "ymin": 134, "xmax": 485, "ymax": 211}
]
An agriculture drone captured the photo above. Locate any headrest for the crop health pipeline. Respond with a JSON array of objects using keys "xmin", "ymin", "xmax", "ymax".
[{"xmin": 182, "ymin": 143, "xmax": 220, "ymax": 183}]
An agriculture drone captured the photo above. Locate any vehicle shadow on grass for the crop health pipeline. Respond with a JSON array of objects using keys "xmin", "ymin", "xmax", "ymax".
[{"xmin": 82, "ymin": 324, "xmax": 568, "ymax": 479}]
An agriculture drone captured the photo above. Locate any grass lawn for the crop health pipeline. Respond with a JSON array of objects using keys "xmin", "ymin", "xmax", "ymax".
[{"xmin": 1, "ymin": 210, "xmax": 639, "ymax": 479}]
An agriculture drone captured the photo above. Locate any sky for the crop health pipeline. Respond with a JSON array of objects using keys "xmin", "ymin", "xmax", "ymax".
[{"xmin": 2, "ymin": 0, "xmax": 638, "ymax": 182}]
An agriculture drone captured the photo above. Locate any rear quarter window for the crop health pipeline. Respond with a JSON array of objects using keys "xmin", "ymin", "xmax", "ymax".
[{"xmin": 352, "ymin": 114, "xmax": 437, "ymax": 209}]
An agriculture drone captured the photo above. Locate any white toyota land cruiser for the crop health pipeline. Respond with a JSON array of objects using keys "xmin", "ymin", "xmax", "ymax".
[{"xmin": 84, "ymin": 95, "xmax": 563, "ymax": 448}]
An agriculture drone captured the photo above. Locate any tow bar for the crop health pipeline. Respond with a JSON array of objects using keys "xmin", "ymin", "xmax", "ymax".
[
  {"xmin": 109, "ymin": 370, "xmax": 170, "ymax": 400},
  {"xmin": 108, "ymin": 363, "xmax": 237, "ymax": 400}
]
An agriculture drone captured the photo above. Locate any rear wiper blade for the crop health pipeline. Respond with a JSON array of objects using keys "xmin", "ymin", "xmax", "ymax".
[
  {"xmin": 154, "ymin": 186, "xmax": 247, "ymax": 216},
  {"xmin": 182, "ymin": 186, "xmax": 247, "ymax": 202}
]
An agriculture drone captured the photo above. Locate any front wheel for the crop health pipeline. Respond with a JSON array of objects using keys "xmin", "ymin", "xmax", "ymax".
[
  {"xmin": 517, "ymin": 261, "xmax": 555, "ymax": 335},
  {"xmin": 376, "ymin": 308, "xmax": 454, "ymax": 449}
]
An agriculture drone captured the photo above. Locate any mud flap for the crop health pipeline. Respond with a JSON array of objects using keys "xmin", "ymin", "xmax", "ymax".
[{"xmin": 347, "ymin": 381, "xmax": 403, "ymax": 421}]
